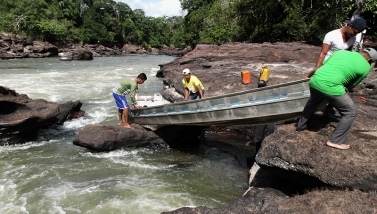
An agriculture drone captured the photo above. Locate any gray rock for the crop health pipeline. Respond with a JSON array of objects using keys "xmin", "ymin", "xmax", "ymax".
[{"xmin": 73, "ymin": 124, "xmax": 169, "ymax": 151}]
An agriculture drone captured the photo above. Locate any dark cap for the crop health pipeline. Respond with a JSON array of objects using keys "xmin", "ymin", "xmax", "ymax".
[{"xmin": 346, "ymin": 17, "xmax": 367, "ymax": 32}]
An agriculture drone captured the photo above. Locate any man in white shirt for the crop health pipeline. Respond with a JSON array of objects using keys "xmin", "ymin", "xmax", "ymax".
[
  {"xmin": 305, "ymin": 17, "xmax": 367, "ymax": 120},
  {"xmin": 310, "ymin": 17, "xmax": 367, "ymax": 73}
]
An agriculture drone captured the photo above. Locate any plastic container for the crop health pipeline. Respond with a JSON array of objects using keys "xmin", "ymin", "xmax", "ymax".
[
  {"xmin": 260, "ymin": 66, "xmax": 270, "ymax": 82},
  {"xmin": 241, "ymin": 70, "xmax": 251, "ymax": 84}
]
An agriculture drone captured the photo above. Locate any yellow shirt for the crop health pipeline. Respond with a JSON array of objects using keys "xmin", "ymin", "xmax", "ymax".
[{"xmin": 182, "ymin": 75, "xmax": 204, "ymax": 93}]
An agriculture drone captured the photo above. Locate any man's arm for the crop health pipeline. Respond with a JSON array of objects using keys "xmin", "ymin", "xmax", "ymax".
[
  {"xmin": 184, "ymin": 88, "xmax": 189, "ymax": 101},
  {"xmin": 306, "ymin": 43, "xmax": 331, "ymax": 79},
  {"xmin": 197, "ymin": 84, "xmax": 204, "ymax": 98},
  {"xmin": 316, "ymin": 44, "xmax": 330, "ymax": 68},
  {"xmin": 182, "ymin": 79, "xmax": 189, "ymax": 101},
  {"xmin": 129, "ymin": 84, "xmax": 138, "ymax": 108}
]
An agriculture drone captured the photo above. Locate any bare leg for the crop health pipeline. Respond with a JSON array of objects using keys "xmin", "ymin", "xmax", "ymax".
[
  {"xmin": 123, "ymin": 108, "xmax": 132, "ymax": 129},
  {"xmin": 326, "ymin": 141, "xmax": 350, "ymax": 150},
  {"xmin": 117, "ymin": 109, "xmax": 123, "ymax": 125}
]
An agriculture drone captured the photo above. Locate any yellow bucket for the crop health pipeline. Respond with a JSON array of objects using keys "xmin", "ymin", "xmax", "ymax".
[{"xmin": 260, "ymin": 66, "xmax": 270, "ymax": 82}]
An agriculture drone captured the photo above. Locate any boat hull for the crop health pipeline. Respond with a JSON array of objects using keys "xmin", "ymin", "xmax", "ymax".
[{"xmin": 130, "ymin": 79, "xmax": 310, "ymax": 126}]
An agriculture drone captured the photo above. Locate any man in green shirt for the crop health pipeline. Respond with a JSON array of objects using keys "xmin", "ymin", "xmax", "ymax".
[
  {"xmin": 112, "ymin": 73, "xmax": 147, "ymax": 128},
  {"xmin": 296, "ymin": 48, "xmax": 377, "ymax": 150}
]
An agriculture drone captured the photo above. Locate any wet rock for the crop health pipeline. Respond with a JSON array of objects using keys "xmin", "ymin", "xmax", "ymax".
[
  {"xmin": 0, "ymin": 86, "xmax": 60, "ymax": 145},
  {"xmin": 162, "ymin": 188, "xmax": 377, "ymax": 214},
  {"xmin": 73, "ymin": 124, "xmax": 169, "ymax": 151},
  {"xmin": 52, "ymin": 101, "xmax": 85, "ymax": 125}
]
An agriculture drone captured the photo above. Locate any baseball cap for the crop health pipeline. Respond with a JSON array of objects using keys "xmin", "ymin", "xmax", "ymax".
[
  {"xmin": 182, "ymin": 68, "xmax": 191, "ymax": 75},
  {"xmin": 346, "ymin": 17, "xmax": 367, "ymax": 32},
  {"xmin": 363, "ymin": 48, "xmax": 377, "ymax": 62}
]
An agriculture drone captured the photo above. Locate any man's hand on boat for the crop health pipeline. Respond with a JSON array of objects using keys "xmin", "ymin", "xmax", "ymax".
[{"xmin": 132, "ymin": 105, "xmax": 141, "ymax": 110}]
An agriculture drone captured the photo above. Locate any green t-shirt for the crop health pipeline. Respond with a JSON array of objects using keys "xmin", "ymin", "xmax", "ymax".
[
  {"xmin": 309, "ymin": 50, "xmax": 371, "ymax": 96},
  {"xmin": 115, "ymin": 77, "xmax": 138, "ymax": 105}
]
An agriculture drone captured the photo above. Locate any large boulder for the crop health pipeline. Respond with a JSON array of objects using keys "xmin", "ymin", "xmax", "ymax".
[
  {"xmin": 73, "ymin": 124, "xmax": 169, "ymax": 151},
  {"xmin": 31, "ymin": 41, "xmax": 58, "ymax": 55},
  {"xmin": 255, "ymin": 93, "xmax": 377, "ymax": 191},
  {"xmin": 0, "ymin": 86, "xmax": 60, "ymax": 145},
  {"xmin": 71, "ymin": 49, "xmax": 93, "ymax": 60},
  {"xmin": 157, "ymin": 42, "xmax": 320, "ymax": 101},
  {"xmin": 122, "ymin": 44, "xmax": 147, "ymax": 54}
]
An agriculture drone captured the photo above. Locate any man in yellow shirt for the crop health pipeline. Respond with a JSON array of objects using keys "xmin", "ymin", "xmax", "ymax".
[{"xmin": 182, "ymin": 68, "xmax": 205, "ymax": 101}]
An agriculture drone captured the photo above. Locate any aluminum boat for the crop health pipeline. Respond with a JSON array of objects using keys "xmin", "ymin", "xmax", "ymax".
[{"xmin": 129, "ymin": 79, "xmax": 310, "ymax": 126}]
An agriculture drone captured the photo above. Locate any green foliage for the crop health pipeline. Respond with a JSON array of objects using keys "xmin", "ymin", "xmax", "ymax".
[
  {"xmin": 1, "ymin": 0, "xmax": 376, "ymax": 48},
  {"xmin": 198, "ymin": 0, "xmax": 240, "ymax": 44}
]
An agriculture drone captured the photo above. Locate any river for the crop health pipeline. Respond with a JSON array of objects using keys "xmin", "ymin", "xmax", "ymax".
[{"xmin": 0, "ymin": 55, "xmax": 249, "ymax": 214}]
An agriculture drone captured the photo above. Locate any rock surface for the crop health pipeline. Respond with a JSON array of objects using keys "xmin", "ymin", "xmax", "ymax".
[
  {"xmin": 162, "ymin": 188, "xmax": 377, "ymax": 214},
  {"xmin": 54, "ymin": 101, "xmax": 85, "ymax": 125},
  {"xmin": 0, "ymin": 34, "xmax": 189, "ymax": 59},
  {"xmin": 73, "ymin": 124, "xmax": 169, "ymax": 151},
  {"xmin": 0, "ymin": 35, "xmax": 58, "ymax": 59},
  {"xmin": 157, "ymin": 42, "xmax": 320, "ymax": 101},
  {"xmin": 256, "ymin": 96, "xmax": 377, "ymax": 191},
  {"xmin": 0, "ymin": 86, "xmax": 59, "ymax": 145}
]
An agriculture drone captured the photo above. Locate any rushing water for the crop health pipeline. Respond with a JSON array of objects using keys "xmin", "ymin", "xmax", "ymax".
[{"xmin": 0, "ymin": 56, "xmax": 249, "ymax": 214}]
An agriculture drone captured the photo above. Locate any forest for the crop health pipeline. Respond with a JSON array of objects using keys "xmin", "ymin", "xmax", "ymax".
[{"xmin": 0, "ymin": 0, "xmax": 376, "ymax": 49}]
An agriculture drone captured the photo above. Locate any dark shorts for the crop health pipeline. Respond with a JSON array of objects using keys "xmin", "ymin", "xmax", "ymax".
[
  {"xmin": 113, "ymin": 92, "xmax": 130, "ymax": 109},
  {"xmin": 189, "ymin": 90, "xmax": 205, "ymax": 100}
]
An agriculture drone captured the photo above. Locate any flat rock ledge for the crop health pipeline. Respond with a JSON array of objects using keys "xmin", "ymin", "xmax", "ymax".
[
  {"xmin": 73, "ymin": 124, "xmax": 169, "ymax": 151},
  {"xmin": 256, "ymin": 118, "xmax": 377, "ymax": 191},
  {"xmin": 255, "ymin": 90, "xmax": 377, "ymax": 191},
  {"xmin": 157, "ymin": 42, "xmax": 320, "ymax": 100},
  {"xmin": 162, "ymin": 188, "xmax": 377, "ymax": 214}
]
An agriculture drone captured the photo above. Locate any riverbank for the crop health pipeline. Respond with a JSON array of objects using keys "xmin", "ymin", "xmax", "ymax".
[{"xmin": 0, "ymin": 34, "xmax": 191, "ymax": 60}]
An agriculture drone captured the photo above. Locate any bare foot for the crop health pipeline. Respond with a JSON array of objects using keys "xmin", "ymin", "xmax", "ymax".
[
  {"xmin": 326, "ymin": 141, "xmax": 350, "ymax": 150},
  {"xmin": 118, "ymin": 122, "xmax": 123, "ymax": 125},
  {"xmin": 123, "ymin": 124, "xmax": 133, "ymax": 129}
]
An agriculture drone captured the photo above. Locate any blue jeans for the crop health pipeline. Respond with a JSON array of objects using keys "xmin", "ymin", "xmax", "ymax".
[{"xmin": 189, "ymin": 91, "xmax": 204, "ymax": 100}]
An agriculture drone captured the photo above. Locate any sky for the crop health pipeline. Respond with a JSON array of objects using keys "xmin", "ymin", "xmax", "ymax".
[{"xmin": 116, "ymin": 0, "xmax": 183, "ymax": 17}]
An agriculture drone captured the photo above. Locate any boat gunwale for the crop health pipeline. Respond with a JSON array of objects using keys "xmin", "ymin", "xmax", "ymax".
[
  {"xmin": 131, "ymin": 95, "xmax": 309, "ymax": 118},
  {"xmin": 131, "ymin": 79, "xmax": 310, "ymax": 111}
]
